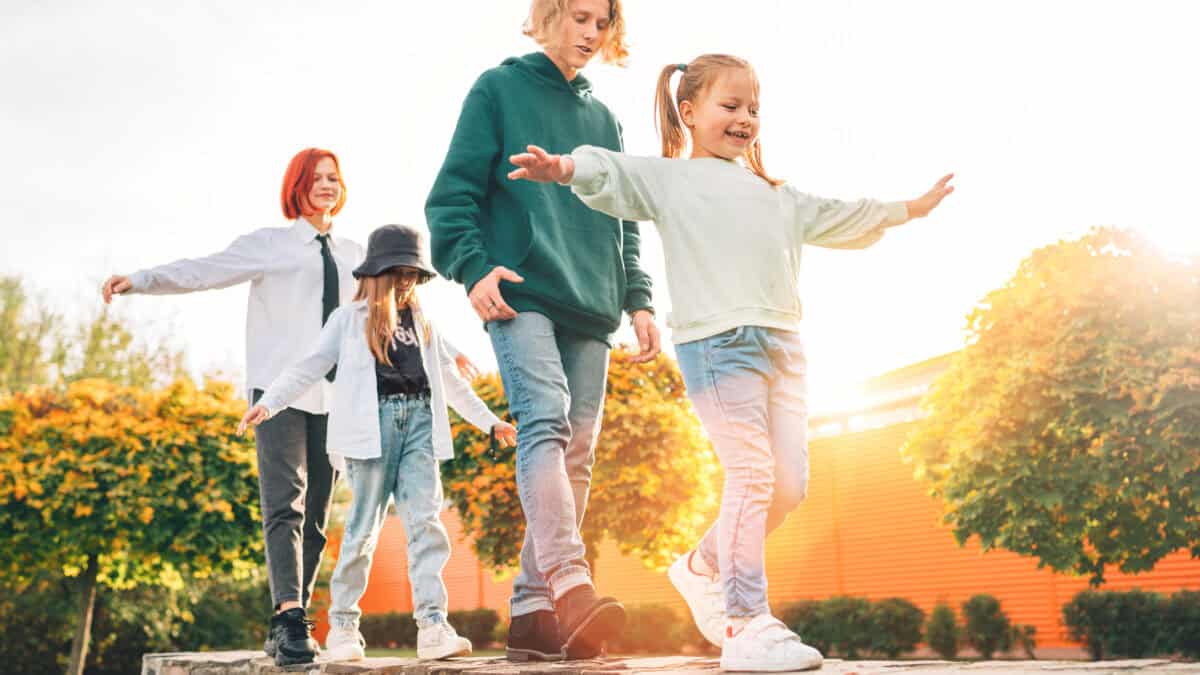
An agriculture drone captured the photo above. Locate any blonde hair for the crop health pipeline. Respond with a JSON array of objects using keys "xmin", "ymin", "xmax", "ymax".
[
  {"xmin": 353, "ymin": 270, "xmax": 431, "ymax": 366},
  {"xmin": 654, "ymin": 54, "xmax": 783, "ymax": 187},
  {"xmin": 523, "ymin": 0, "xmax": 629, "ymax": 67}
]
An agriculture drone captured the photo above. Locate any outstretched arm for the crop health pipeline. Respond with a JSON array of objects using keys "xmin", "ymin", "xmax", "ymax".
[{"xmin": 103, "ymin": 231, "xmax": 268, "ymax": 303}]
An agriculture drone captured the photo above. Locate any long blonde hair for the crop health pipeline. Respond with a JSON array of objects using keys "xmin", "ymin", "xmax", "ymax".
[
  {"xmin": 523, "ymin": 0, "xmax": 629, "ymax": 66},
  {"xmin": 654, "ymin": 54, "xmax": 783, "ymax": 187},
  {"xmin": 353, "ymin": 270, "xmax": 431, "ymax": 366}
]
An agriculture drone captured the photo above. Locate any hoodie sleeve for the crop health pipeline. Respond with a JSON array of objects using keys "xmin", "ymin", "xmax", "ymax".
[
  {"xmin": 787, "ymin": 186, "xmax": 908, "ymax": 249},
  {"xmin": 425, "ymin": 77, "xmax": 501, "ymax": 293}
]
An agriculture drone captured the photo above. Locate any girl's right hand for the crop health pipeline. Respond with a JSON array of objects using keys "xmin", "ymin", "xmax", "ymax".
[
  {"xmin": 237, "ymin": 405, "xmax": 270, "ymax": 435},
  {"xmin": 101, "ymin": 275, "xmax": 132, "ymax": 304},
  {"xmin": 905, "ymin": 173, "xmax": 955, "ymax": 219},
  {"xmin": 507, "ymin": 145, "xmax": 575, "ymax": 184}
]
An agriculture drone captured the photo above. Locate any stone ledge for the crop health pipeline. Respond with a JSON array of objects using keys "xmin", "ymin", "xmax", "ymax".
[{"xmin": 141, "ymin": 652, "xmax": 1200, "ymax": 675}]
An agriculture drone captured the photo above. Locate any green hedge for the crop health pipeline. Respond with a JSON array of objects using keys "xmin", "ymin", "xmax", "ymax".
[
  {"xmin": 360, "ymin": 609, "xmax": 500, "ymax": 649},
  {"xmin": 1063, "ymin": 589, "xmax": 1200, "ymax": 660},
  {"xmin": 607, "ymin": 604, "xmax": 711, "ymax": 655},
  {"xmin": 780, "ymin": 596, "xmax": 924, "ymax": 658}
]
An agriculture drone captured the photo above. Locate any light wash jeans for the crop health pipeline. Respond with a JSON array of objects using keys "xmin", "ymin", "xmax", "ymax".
[
  {"xmin": 329, "ymin": 394, "xmax": 452, "ymax": 630},
  {"xmin": 487, "ymin": 312, "xmax": 609, "ymax": 616},
  {"xmin": 676, "ymin": 326, "xmax": 810, "ymax": 617}
]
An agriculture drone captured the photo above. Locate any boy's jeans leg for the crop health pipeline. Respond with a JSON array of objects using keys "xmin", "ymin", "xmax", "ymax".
[
  {"xmin": 677, "ymin": 327, "xmax": 775, "ymax": 618},
  {"xmin": 488, "ymin": 313, "xmax": 601, "ymax": 616},
  {"xmin": 393, "ymin": 400, "xmax": 452, "ymax": 629},
  {"xmin": 328, "ymin": 402, "xmax": 400, "ymax": 630}
]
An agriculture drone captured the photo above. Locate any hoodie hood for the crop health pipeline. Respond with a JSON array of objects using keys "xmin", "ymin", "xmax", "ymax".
[{"xmin": 502, "ymin": 52, "xmax": 593, "ymax": 98}]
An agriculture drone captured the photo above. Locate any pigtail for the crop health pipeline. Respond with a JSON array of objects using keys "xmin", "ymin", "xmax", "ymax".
[
  {"xmin": 745, "ymin": 140, "xmax": 783, "ymax": 187},
  {"xmin": 654, "ymin": 64, "xmax": 687, "ymax": 159}
]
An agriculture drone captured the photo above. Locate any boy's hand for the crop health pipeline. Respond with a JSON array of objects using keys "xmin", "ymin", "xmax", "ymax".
[
  {"xmin": 237, "ymin": 404, "xmax": 270, "ymax": 435},
  {"xmin": 629, "ymin": 310, "xmax": 661, "ymax": 363},
  {"xmin": 492, "ymin": 422, "xmax": 517, "ymax": 449},
  {"xmin": 906, "ymin": 173, "xmax": 955, "ymax": 219},
  {"xmin": 508, "ymin": 145, "xmax": 575, "ymax": 184}
]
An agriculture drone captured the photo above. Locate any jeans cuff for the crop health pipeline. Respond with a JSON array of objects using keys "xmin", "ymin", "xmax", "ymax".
[
  {"xmin": 330, "ymin": 615, "xmax": 359, "ymax": 630},
  {"xmin": 415, "ymin": 613, "xmax": 447, "ymax": 630},
  {"xmin": 510, "ymin": 596, "xmax": 555, "ymax": 617},
  {"xmin": 548, "ymin": 564, "xmax": 592, "ymax": 601}
]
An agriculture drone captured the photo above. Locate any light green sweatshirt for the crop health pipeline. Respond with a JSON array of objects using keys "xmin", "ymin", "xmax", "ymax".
[{"xmin": 566, "ymin": 146, "xmax": 909, "ymax": 345}]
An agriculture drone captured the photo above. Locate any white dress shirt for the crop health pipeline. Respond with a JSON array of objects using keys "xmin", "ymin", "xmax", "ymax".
[
  {"xmin": 256, "ymin": 299, "xmax": 502, "ymax": 468},
  {"xmin": 128, "ymin": 218, "xmax": 364, "ymax": 414}
]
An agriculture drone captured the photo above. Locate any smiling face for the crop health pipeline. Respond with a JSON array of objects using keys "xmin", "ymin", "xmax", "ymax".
[
  {"xmin": 305, "ymin": 156, "xmax": 342, "ymax": 215},
  {"xmin": 544, "ymin": 0, "xmax": 611, "ymax": 79},
  {"xmin": 679, "ymin": 67, "xmax": 761, "ymax": 161}
]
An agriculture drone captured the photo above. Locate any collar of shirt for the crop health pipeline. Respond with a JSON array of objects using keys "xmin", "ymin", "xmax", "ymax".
[{"xmin": 290, "ymin": 216, "xmax": 338, "ymax": 248}]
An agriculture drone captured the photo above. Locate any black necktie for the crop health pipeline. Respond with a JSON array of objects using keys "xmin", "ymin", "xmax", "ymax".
[{"xmin": 317, "ymin": 234, "xmax": 339, "ymax": 382}]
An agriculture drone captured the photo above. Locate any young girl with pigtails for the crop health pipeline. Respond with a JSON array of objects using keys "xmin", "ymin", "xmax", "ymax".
[{"xmin": 509, "ymin": 54, "xmax": 954, "ymax": 672}]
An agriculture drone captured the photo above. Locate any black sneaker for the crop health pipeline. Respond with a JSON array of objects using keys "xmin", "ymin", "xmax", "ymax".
[
  {"xmin": 267, "ymin": 608, "xmax": 319, "ymax": 666},
  {"xmin": 506, "ymin": 610, "xmax": 565, "ymax": 662},
  {"xmin": 555, "ymin": 584, "xmax": 625, "ymax": 660}
]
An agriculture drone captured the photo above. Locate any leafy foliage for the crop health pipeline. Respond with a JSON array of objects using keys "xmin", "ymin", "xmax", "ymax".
[
  {"xmin": 962, "ymin": 594, "xmax": 1012, "ymax": 659},
  {"xmin": 902, "ymin": 227, "xmax": 1200, "ymax": 584},
  {"xmin": 1062, "ymin": 589, "xmax": 1169, "ymax": 660},
  {"xmin": 441, "ymin": 348, "xmax": 720, "ymax": 571},
  {"xmin": 926, "ymin": 603, "xmax": 961, "ymax": 659}
]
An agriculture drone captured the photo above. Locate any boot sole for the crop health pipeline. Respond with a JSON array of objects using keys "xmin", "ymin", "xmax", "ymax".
[
  {"xmin": 563, "ymin": 601, "xmax": 626, "ymax": 660},
  {"xmin": 506, "ymin": 646, "xmax": 566, "ymax": 662},
  {"xmin": 274, "ymin": 651, "xmax": 316, "ymax": 667}
]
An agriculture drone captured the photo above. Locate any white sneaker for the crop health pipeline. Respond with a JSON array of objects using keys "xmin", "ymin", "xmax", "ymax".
[
  {"xmin": 324, "ymin": 625, "xmax": 365, "ymax": 661},
  {"xmin": 720, "ymin": 614, "xmax": 823, "ymax": 672},
  {"xmin": 668, "ymin": 551, "xmax": 726, "ymax": 647},
  {"xmin": 416, "ymin": 622, "xmax": 472, "ymax": 660}
]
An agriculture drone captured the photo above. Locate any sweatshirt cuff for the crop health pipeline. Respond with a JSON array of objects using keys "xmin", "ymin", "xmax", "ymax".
[
  {"xmin": 462, "ymin": 257, "xmax": 496, "ymax": 295},
  {"xmin": 566, "ymin": 147, "xmax": 604, "ymax": 193},
  {"xmin": 624, "ymin": 290, "xmax": 654, "ymax": 317},
  {"xmin": 127, "ymin": 270, "xmax": 149, "ymax": 293},
  {"xmin": 883, "ymin": 201, "xmax": 909, "ymax": 228}
]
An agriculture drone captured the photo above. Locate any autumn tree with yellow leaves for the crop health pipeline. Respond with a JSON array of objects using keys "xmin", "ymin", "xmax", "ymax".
[
  {"xmin": 0, "ymin": 378, "xmax": 261, "ymax": 675},
  {"xmin": 902, "ymin": 227, "xmax": 1200, "ymax": 585},
  {"xmin": 442, "ymin": 348, "xmax": 721, "ymax": 572}
]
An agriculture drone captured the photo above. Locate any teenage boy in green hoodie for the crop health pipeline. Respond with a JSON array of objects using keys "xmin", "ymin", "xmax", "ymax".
[{"xmin": 425, "ymin": 0, "xmax": 659, "ymax": 662}]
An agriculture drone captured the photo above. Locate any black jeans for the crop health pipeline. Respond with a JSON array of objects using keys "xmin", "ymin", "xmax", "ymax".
[{"xmin": 252, "ymin": 390, "xmax": 337, "ymax": 609}]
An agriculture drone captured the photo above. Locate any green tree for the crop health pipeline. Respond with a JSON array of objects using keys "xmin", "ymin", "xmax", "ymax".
[
  {"xmin": 0, "ymin": 276, "xmax": 59, "ymax": 391},
  {"xmin": 0, "ymin": 378, "xmax": 262, "ymax": 675},
  {"xmin": 902, "ymin": 227, "xmax": 1200, "ymax": 585},
  {"xmin": 442, "ymin": 348, "xmax": 721, "ymax": 571}
]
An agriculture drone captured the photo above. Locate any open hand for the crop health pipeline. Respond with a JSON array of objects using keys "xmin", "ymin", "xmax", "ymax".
[
  {"xmin": 628, "ymin": 310, "xmax": 661, "ymax": 363},
  {"xmin": 508, "ymin": 145, "xmax": 575, "ymax": 184},
  {"xmin": 492, "ymin": 421, "xmax": 517, "ymax": 449},
  {"xmin": 101, "ymin": 275, "xmax": 132, "ymax": 304},
  {"xmin": 237, "ymin": 404, "xmax": 270, "ymax": 435},
  {"xmin": 470, "ymin": 266, "xmax": 524, "ymax": 322},
  {"xmin": 906, "ymin": 173, "xmax": 955, "ymax": 219}
]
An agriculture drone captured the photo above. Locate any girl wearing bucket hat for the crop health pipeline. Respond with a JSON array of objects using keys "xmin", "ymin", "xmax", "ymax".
[{"xmin": 239, "ymin": 224, "xmax": 517, "ymax": 661}]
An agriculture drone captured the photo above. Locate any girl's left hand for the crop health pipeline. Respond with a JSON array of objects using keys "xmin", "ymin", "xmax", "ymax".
[
  {"xmin": 455, "ymin": 353, "xmax": 481, "ymax": 381},
  {"xmin": 508, "ymin": 145, "xmax": 575, "ymax": 184},
  {"xmin": 492, "ymin": 422, "xmax": 518, "ymax": 449},
  {"xmin": 906, "ymin": 173, "xmax": 956, "ymax": 219}
]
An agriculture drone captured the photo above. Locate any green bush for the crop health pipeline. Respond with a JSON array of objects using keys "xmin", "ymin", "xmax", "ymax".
[
  {"xmin": 780, "ymin": 600, "xmax": 825, "ymax": 653},
  {"xmin": 448, "ymin": 609, "xmax": 501, "ymax": 648},
  {"xmin": 608, "ymin": 604, "xmax": 689, "ymax": 654},
  {"xmin": 962, "ymin": 594, "xmax": 1012, "ymax": 659},
  {"xmin": 926, "ymin": 603, "xmax": 961, "ymax": 659},
  {"xmin": 1062, "ymin": 589, "xmax": 1168, "ymax": 660},
  {"xmin": 1166, "ymin": 590, "xmax": 1200, "ymax": 659},
  {"xmin": 360, "ymin": 612, "xmax": 418, "ymax": 648},
  {"xmin": 868, "ymin": 598, "xmax": 925, "ymax": 658},
  {"xmin": 1010, "ymin": 623, "xmax": 1037, "ymax": 659}
]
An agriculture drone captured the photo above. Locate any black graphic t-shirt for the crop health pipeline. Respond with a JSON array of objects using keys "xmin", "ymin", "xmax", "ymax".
[{"xmin": 375, "ymin": 308, "xmax": 429, "ymax": 396}]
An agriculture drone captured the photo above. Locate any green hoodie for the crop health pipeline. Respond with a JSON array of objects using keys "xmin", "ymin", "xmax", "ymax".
[{"xmin": 425, "ymin": 52, "xmax": 653, "ymax": 343}]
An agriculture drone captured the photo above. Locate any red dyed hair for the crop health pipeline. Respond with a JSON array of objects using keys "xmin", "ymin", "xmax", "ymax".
[{"xmin": 280, "ymin": 148, "xmax": 347, "ymax": 219}]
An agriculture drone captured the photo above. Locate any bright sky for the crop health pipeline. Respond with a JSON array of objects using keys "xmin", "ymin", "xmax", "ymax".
[{"xmin": 3, "ymin": 1, "xmax": 1198, "ymax": 413}]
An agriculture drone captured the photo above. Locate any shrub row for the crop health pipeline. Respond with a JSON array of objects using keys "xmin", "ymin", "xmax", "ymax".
[
  {"xmin": 923, "ymin": 595, "xmax": 1036, "ymax": 659},
  {"xmin": 1063, "ymin": 589, "xmax": 1200, "ymax": 660},
  {"xmin": 360, "ymin": 609, "xmax": 501, "ymax": 648},
  {"xmin": 781, "ymin": 596, "xmax": 925, "ymax": 658}
]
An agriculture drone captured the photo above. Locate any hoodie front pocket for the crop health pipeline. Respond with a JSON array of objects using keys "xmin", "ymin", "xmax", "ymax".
[{"xmin": 520, "ymin": 217, "xmax": 622, "ymax": 316}]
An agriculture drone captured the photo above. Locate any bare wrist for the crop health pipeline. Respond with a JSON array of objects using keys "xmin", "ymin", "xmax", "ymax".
[{"xmin": 557, "ymin": 156, "xmax": 575, "ymax": 185}]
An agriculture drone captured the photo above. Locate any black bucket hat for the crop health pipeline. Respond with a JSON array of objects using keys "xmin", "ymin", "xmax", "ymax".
[{"xmin": 353, "ymin": 224, "xmax": 437, "ymax": 282}]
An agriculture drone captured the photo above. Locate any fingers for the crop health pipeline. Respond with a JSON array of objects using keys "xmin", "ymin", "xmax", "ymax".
[
  {"xmin": 237, "ymin": 408, "xmax": 265, "ymax": 436},
  {"xmin": 496, "ymin": 268, "xmax": 525, "ymax": 283},
  {"xmin": 507, "ymin": 167, "xmax": 529, "ymax": 181},
  {"xmin": 102, "ymin": 276, "xmax": 128, "ymax": 304},
  {"xmin": 528, "ymin": 145, "xmax": 551, "ymax": 161},
  {"xmin": 629, "ymin": 316, "xmax": 661, "ymax": 363}
]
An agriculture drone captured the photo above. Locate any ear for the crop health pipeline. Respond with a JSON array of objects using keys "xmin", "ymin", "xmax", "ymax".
[{"xmin": 678, "ymin": 99, "xmax": 696, "ymax": 128}]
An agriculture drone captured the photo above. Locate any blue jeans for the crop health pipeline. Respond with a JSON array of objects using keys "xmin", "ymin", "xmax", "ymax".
[
  {"xmin": 488, "ymin": 312, "xmax": 609, "ymax": 616},
  {"xmin": 676, "ymin": 326, "xmax": 810, "ymax": 617},
  {"xmin": 329, "ymin": 395, "xmax": 452, "ymax": 630}
]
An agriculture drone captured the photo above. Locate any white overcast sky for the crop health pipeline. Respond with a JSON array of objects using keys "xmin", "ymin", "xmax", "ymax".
[{"xmin": 3, "ymin": 0, "xmax": 1198, "ymax": 411}]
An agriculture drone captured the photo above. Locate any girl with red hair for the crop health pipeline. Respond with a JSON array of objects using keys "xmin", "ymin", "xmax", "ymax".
[{"xmin": 102, "ymin": 148, "xmax": 362, "ymax": 666}]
